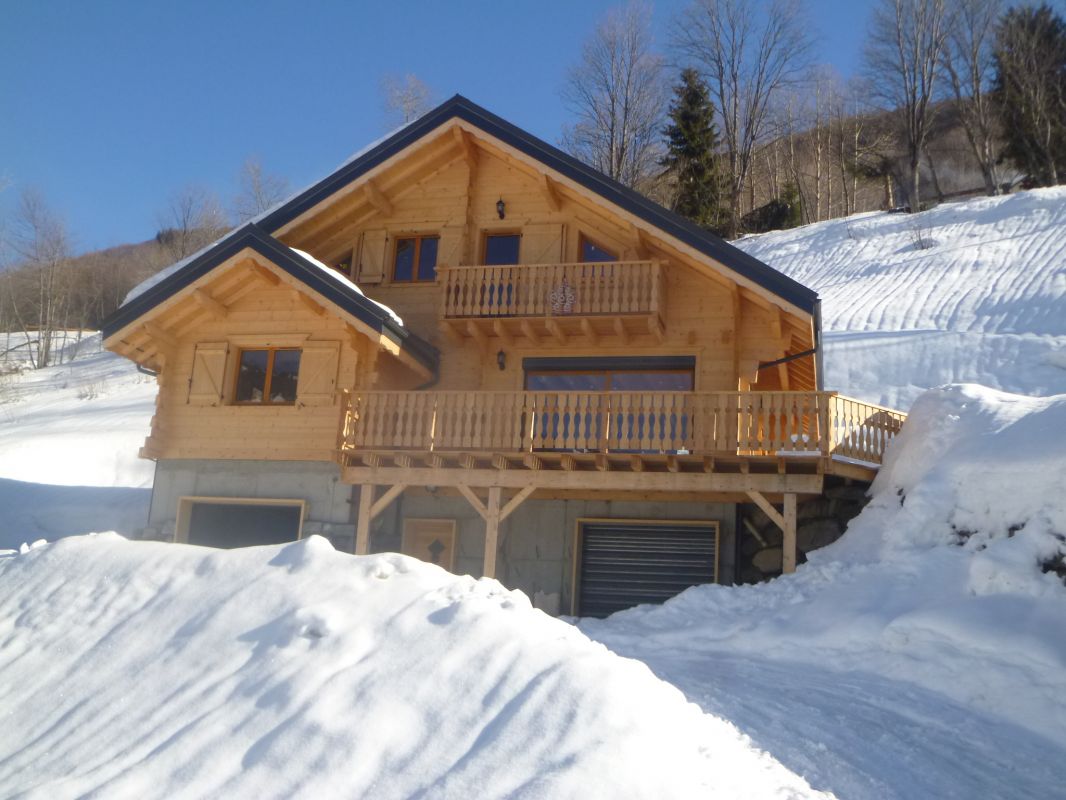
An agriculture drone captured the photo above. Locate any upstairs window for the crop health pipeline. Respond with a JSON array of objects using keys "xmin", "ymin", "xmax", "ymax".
[
  {"xmin": 483, "ymin": 233, "xmax": 521, "ymax": 265},
  {"xmin": 579, "ymin": 234, "xmax": 618, "ymax": 263},
  {"xmin": 234, "ymin": 348, "xmax": 301, "ymax": 405},
  {"xmin": 393, "ymin": 235, "xmax": 439, "ymax": 282}
]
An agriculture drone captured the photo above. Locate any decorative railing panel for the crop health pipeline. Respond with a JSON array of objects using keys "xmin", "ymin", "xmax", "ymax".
[
  {"xmin": 440, "ymin": 260, "xmax": 662, "ymax": 319},
  {"xmin": 339, "ymin": 390, "xmax": 906, "ymax": 465}
]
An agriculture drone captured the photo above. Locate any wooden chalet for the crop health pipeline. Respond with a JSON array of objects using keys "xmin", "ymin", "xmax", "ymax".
[{"xmin": 102, "ymin": 96, "xmax": 905, "ymax": 616}]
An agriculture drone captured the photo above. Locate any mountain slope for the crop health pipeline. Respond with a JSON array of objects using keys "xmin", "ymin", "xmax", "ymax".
[{"xmin": 736, "ymin": 187, "xmax": 1066, "ymax": 408}]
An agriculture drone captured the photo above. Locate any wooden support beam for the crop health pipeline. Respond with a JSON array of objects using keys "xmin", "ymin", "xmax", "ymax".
[
  {"xmin": 393, "ymin": 453, "xmax": 415, "ymax": 469},
  {"xmin": 483, "ymin": 486, "xmax": 502, "ymax": 579},
  {"xmin": 519, "ymin": 320, "xmax": 541, "ymax": 346},
  {"xmin": 499, "ymin": 485, "xmax": 535, "ymax": 522},
  {"xmin": 452, "ymin": 126, "xmax": 478, "ymax": 171},
  {"xmin": 595, "ymin": 453, "xmax": 611, "ymax": 472},
  {"xmin": 746, "ymin": 490, "xmax": 786, "ymax": 532},
  {"xmin": 560, "ymin": 453, "xmax": 578, "ymax": 471},
  {"xmin": 648, "ymin": 316, "xmax": 665, "ymax": 344},
  {"xmin": 492, "ymin": 319, "xmax": 514, "ymax": 346},
  {"xmin": 546, "ymin": 318, "xmax": 567, "ymax": 345},
  {"xmin": 522, "ymin": 453, "xmax": 543, "ymax": 471},
  {"xmin": 248, "ymin": 261, "xmax": 280, "ymax": 286},
  {"xmin": 783, "ymin": 493, "xmax": 797, "ymax": 574},
  {"xmin": 363, "ymin": 179, "xmax": 393, "ymax": 216},
  {"xmin": 142, "ymin": 321, "xmax": 176, "ymax": 352},
  {"xmin": 703, "ymin": 456, "xmax": 716, "ymax": 473},
  {"xmin": 458, "ymin": 453, "xmax": 479, "ymax": 470},
  {"xmin": 580, "ymin": 318, "xmax": 598, "ymax": 345},
  {"xmin": 666, "ymin": 455, "xmax": 680, "ymax": 473},
  {"xmin": 370, "ymin": 483, "xmax": 407, "ymax": 519},
  {"xmin": 439, "ymin": 320, "xmax": 463, "ymax": 345},
  {"xmin": 466, "ymin": 320, "xmax": 489, "ymax": 352},
  {"xmin": 629, "ymin": 454, "xmax": 645, "ymax": 472},
  {"xmin": 492, "ymin": 453, "xmax": 510, "ymax": 470},
  {"xmin": 540, "ymin": 173, "xmax": 562, "ymax": 211},
  {"xmin": 424, "ymin": 452, "xmax": 446, "ymax": 469},
  {"xmin": 193, "ymin": 288, "xmax": 228, "ymax": 319},
  {"xmin": 295, "ymin": 290, "xmax": 326, "ymax": 316},
  {"xmin": 613, "ymin": 317, "xmax": 630, "ymax": 345},
  {"xmin": 456, "ymin": 484, "xmax": 488, "ymax": 519},
  {"xmin": 362, "ymin": 452, "xmax": 384, "ymax": 468},
  {"xmin": 355, "ymin": 484, "xmax": 373, "ymax": 555}
]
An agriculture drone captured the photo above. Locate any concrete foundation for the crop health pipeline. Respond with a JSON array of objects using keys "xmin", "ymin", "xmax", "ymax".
[{"xmin": 144, "ymin": 459, "xmax": 737, "ymax": 615}]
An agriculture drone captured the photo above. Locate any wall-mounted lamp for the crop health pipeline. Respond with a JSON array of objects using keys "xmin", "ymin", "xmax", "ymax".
[
  {"xmin": 496, "ymin": 349, "xmax": 507, "ymax": 371},
  {"xmin": 496, "ymin": 198, "xmax": 506, "ymax": 219}
]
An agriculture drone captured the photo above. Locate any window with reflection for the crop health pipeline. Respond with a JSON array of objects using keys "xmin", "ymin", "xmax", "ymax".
[
  {"xmin": 483, "ymin": 233, "xmax": 521, "ymax": 265},
  {"xmin": 234, "ymin": 348, "xmax": 301, "ymax": 405},
  {"xmin": 393, "ymin": 235, "xmax": 439, "ymax": 282},
  {"xmin": 579, "ymin": 234, "xmax": 618, "ymax": 263}
]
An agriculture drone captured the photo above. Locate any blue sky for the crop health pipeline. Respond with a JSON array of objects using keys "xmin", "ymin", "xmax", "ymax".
[{"xmin": 1, "ymin": 0, "xmax": 871, "ymax": 253}]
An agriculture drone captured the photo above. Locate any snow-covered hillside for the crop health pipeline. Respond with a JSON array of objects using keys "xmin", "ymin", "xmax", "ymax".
[
  {"xmin": 736, "ymin": 188, "xmax": 1066, "ymax": 408},
  {"xmin": 0, "ymin": 536, "xmax": 827, "ymax": 799}
]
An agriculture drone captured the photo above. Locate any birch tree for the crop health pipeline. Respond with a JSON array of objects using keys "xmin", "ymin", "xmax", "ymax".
[
  {"xmin": 233, "ymin": 157, "xmax": 291, "ymax": 223},
  {"xmin": 562, "ymin": 2, "xmax": 667, "ymax": 189}
]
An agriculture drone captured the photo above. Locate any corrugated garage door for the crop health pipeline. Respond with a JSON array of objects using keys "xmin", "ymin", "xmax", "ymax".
[{"xmin": 577, "ymin": 521, "xmax": 718, "ymax": 618}]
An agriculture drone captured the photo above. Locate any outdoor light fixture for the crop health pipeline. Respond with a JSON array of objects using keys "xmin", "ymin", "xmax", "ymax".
[
  {"xmin": 496, "ymin": 198, "xmax": 506, "ymax": 219},
  {"xmin": 496, "ymin": 349, "xmax": 506, "ymax": 371}
]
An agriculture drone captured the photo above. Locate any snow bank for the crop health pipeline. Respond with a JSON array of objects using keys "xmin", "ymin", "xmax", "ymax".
[
  {"xmin": 585, "ymin": 386, "xmax": 1066, "ymax": 748},
  {"xmin": 735, "ymin": 188, "xmax": 1066, "ymax": 408},
  {"xmin": 0, "ymin": 536, "xmax": 828, "ymax": 799}
]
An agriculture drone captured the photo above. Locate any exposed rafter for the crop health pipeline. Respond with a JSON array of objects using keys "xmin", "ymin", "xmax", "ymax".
[{"xmin": 363, "ymin": 179, "xmax": 393, "ymax": 217}]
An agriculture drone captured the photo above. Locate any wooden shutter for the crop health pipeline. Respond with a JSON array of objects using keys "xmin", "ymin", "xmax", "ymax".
[
  {"xmin": 521, "ymin": 223, "xmax": 566, "ymax": 264},
  {"xmin": 356, "ymin": 229, "xmax": 387, "ymax": 284},
  {"xmin": 188, "ymin": 343, "xmax": 228, "ymax": 406},
  {"xmin": 296, "ymin": 341, "xmax": 340, "ymax": 406}
]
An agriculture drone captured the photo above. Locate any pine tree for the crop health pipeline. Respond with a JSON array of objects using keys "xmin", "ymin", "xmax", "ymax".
[
  {"xmin": 661, "ymin": 69, "xmax": 724, "ymax": 232},
  {"xmin": 993, "ymin": 4, "xmax": 1066, "ymax": 187}
]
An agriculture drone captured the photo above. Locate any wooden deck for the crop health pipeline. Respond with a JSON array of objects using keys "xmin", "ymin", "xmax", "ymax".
[{"xmin": 438, "ymin": 260, "xmax": 665, "ymax": 344}]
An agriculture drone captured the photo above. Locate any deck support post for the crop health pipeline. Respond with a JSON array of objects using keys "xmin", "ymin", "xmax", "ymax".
[
  {"xmin": 483, "ymin": 486, "xmax": 502, "ymax": 579},
  {"xmin": 355, "ymin": 484, "xmax": 373, "ymax": 555},
  {"xmin": 783, "ymin": 493, "xmax": 797, "ymax": 574}
]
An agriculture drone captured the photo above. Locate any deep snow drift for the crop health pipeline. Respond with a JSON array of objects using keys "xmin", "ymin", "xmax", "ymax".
[
  {"xmin": 735, "ymin": 188, "xmax": 1066, "ymax": 408},
  {"xmin": 0, "ymin": 536, "xmax": 827, "ymax": 799},
  {"xmin": 584, "ymin": 385, "xmax": 1066, "ymax": 797}
]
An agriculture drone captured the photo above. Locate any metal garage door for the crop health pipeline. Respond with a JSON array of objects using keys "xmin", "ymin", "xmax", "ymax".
[{"xmin": 577, "ymin": 521, "xmax": 718, "ymax": 618}]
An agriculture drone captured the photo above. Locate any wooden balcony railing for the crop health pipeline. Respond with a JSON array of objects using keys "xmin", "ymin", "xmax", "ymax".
[
  {"xmin": 338, "ymin": 390, "xmax": 905, "ymax": 466},
  {"xmin": 440, "ymin": 260, "xmax": 663, "ymax": 319}
]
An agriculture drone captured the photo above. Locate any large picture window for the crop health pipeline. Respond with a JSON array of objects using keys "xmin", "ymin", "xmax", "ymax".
[
  {"xmin": 393, "ymin": 235, "xmax": 439, "ymax": 282},
  {"xmin": 234, "ymin": 348, "xmax": 301, "ymax": 404}
]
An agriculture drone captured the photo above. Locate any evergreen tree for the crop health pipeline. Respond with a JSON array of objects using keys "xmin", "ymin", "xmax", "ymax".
[
  {"xmin": 993, "ymin": 4, "xmax": 1066, "ymax": 186},
  {"xmin": 661, "ymin": 69, "xmax": 724, "ymax": 232}
]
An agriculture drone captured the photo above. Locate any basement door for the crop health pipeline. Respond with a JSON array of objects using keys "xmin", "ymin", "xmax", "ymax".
[
  {"xmin": 183, "ymin": 500, "xmax": 303, "ymax": 549},
  {"xmin": 576, "ymin": 520, "xmax": 719, "ymax": 618}
]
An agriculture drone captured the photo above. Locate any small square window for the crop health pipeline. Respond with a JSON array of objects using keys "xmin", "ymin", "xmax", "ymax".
[
  {"xmin": 484, "ymin": 233, "xmax": 521, "ymax": 265},
  {"xmin": 234, "ymin": 348, "xmax": 301, "ymax": 405},
  {"xmin": 393, "ymin": 235, "xmax": 439, "ymax": 282}
]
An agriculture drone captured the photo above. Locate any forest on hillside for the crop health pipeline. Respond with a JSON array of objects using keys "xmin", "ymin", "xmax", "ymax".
[{"xmin": 2, "ymin": 0, "xmax": 1064, "ymax": 369}]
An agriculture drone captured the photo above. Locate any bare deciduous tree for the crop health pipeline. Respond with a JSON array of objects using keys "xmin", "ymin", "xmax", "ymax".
[
  {"xmin": 864, "ymin": 0, "xmax": 950, "ymax": 212},
  {"xmin": 941, "ymin": 0, "xmax": 1003, "ymax": 195},
  {"xmin": 562, "ymin": 2, "xmax": 667, "ymax": 190},
  {"xmin": 233, "ymin": 157, "xmax": 291, "ymax": 223},
  {"xmin": 380, "ymin": 73, "xmax": 434, "ymax": 127},
  {"xmin": 674, "ymin": 0, "xmax": 813, "ymax": 237},
  {"xmin": 157, "ymin": 186, "xmax": 229, "ymax": 262}
]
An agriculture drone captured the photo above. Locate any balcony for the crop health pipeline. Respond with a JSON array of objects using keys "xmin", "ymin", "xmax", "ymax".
[
  {"xmin": 438, "ymin": 260, "xmax": 665, "ymax": 344},
  {"xmin": 337, "ymin": 390, "xmax": 905, "ymax": 477}
]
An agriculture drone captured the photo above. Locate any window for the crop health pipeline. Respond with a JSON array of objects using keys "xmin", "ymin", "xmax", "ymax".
[
  {"xmin": 483, "ymin": 233, "xmax": 521, "ymax": 265},
  {"xmin": 579, "ymin": 234, "xmax": 618, "ymax": 263},
  {"xmin": 234, "ymin": 348, "xmax": 301, "ymax": 404},
  {"xmin": 393, "ymin": 235, "xmax": 439, "ymax": 282}
]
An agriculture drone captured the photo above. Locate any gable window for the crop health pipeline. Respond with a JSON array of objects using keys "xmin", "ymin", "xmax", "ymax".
[
  {"xmin": 234, "ymin": 348, "xmax": 301, "ymax": 405},
  {"xmin": 579, "ymin": 234, "xmax": 618, "ymax": 263},
  {"xmin": 483, "ymin": 233, "xmax": 521, "ymax": 265},
  {"xmin": 393, "ymin": 235, "xmax": 439, "ymax": 282}
]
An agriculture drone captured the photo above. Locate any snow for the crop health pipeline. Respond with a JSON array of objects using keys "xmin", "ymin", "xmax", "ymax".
[
  {"xmin": 0, "ymin": 535, "xmax": 828, "ymax": 799},
  {"xmin": 735, "ymin": 188, "xmax": 1066, "ymax": 408},
  {"xmin": 290, "ymin": 247, "xmax": 404, "ymax": 326},
  {"xmin": 583, "ymin": 384, "xmax": 1066, "ymax": 797}
]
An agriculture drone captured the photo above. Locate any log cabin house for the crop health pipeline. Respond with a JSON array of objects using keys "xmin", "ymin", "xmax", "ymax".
[{"xmin": 102, "ymin": 96, "xmax": 905, "ymax": 617}]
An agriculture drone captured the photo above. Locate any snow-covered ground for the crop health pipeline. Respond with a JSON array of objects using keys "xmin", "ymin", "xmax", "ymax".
[
  {"xmin": 0, "ymin": 190, "xmax": 1064, "ymax": 796},
  {"xmin": 736, "ymin": 188, "xmax": 1066, "ymax": 408},
  {"xmin": 0, "ymin": 536, "xmax": 828, "ymax": 799}
]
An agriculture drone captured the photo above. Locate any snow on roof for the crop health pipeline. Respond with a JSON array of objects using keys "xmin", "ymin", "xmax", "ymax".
[
  {"xmin": 122, "ymin": 123, "xmax": 414, "ymax": 308},
  {"xmin": 289, "ymin": 248, "xmax": 403, "ymax": 326},
  {"xmin": 0, "ymin": 535, "xmax": 828, "ymax": 798}
]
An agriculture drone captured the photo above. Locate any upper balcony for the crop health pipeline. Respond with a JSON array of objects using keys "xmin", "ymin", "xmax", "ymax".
[{"xmin": 438, "ymin": 260, "xmax": 665, "ymax": 345}]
